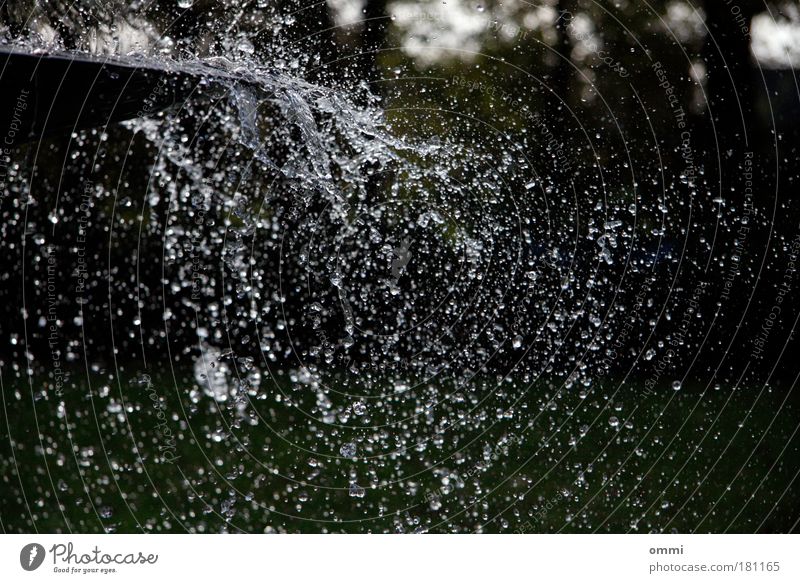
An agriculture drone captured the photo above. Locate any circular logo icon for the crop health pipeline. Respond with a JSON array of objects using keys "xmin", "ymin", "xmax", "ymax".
[{"xmin": 20, "ymin": 543, "xmax": 46, "ymax": 571}]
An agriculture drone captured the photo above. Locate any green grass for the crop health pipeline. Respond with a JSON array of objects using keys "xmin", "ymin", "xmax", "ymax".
[{"xmin": 1, "ymin": 365, "xmax": 798, "ymax": 533}]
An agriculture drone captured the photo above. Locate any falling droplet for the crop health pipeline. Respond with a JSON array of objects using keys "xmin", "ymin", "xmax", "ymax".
[
  {"xmin": 349, "ymin": 482, "xmax": 366, "ymax": 498},
  {"xmin": 339, "ymin": 442, "xmax": 357, "ymax": 458}
]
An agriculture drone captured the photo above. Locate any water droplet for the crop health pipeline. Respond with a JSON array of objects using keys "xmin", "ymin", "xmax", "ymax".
[
  {"xmin": 236, "ymin": 38, "xmax": 255, "ymax": 55},
  {"xmin": 339, "ymin": 442, "xmax": 357, "ymax": 458},
  {"xmin": 393, "ymin": 382, "xmax": 410, "ymax": 393},
  {"xmin": 349, "ymin": 482, "xmax": 365, "ymax": 497}
]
